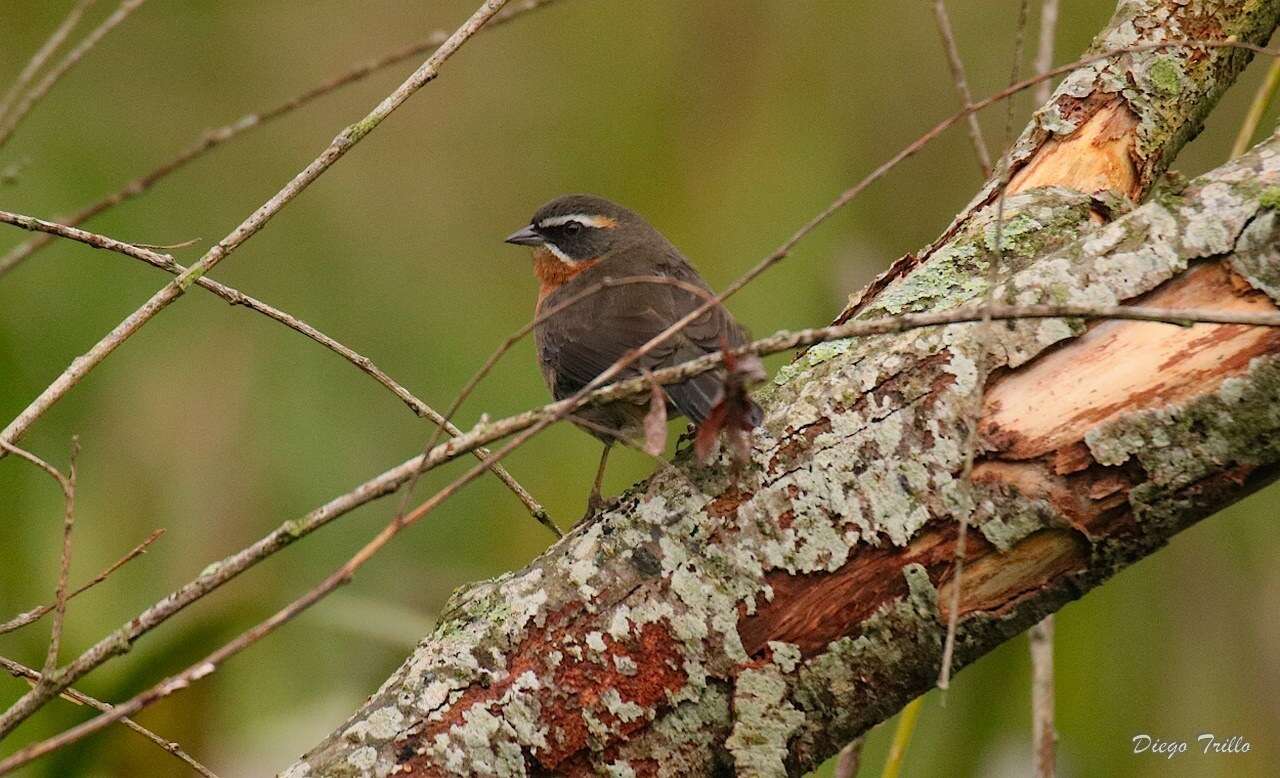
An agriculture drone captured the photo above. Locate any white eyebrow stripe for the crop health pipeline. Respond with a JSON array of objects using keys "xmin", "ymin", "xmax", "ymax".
[{"xmin": 538, "ymin": 213, "xmax": 611, "ymax": 228}]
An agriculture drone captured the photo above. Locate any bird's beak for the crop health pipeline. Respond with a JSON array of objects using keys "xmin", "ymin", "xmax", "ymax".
[{"xmin": 504, "ymin": 224, "xmax": 544, "ymax": 246}]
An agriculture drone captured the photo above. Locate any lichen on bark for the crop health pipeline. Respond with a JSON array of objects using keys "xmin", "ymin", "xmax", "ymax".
[
  {"xmin": 287, "ymin": 137, "xmax": 1280, "ymax": 778},
  {"xmin": 286, "ymin": 2, "xmax": 1280, "ymax": 775}
]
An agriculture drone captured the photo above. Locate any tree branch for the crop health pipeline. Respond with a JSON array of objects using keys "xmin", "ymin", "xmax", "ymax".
[
  {"xmin": 0, "ymin": 0, "xmax": 511, "ymax": 469},
  {"xmin": 930, "ymin": 0, "xmax": 992, "ymax": 176},
  {"xmin": 0, "ymin": 528, "xmax": 162, "ymax": 636},
  {"xmin": 285, "ymin": 1, "xmax": 1280, "ymax": 774},
  {"xmin": 0, "ymin": 0, "xmax": 98, "ymax": 128},
  {"xmin": 0, "ymin": 656, "xmax": 217, "ymax": 777},
  {"xmin": 0, "ymin": 0, "xmax": 147, "ymax": 150},
  {"xmin": 1029, "ymin": 617, "xmax": 1056, "ymax": 778},
  {"xmin": 0, "ymin": 0, "xmax": 561, "ymax": 278},
  {"xmin": 0, "ymin": 208, "xmax": 556, "ymax": 535},
  {"xmin": 0, "ymin": 0, "xmax": 516, "ymax": 741},
  {"xmin": 294, "ymin": 134, "xmax": 1280, "ymax": 778}
]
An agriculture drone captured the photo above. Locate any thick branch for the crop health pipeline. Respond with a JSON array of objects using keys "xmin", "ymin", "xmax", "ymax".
[
  {"xmin": 292, "ymin": 139, "xmax": 1280, "ymax": 778},
  {"xmin": 288, "ymin": 1, "xmax": 1280, "ymax": 775}
]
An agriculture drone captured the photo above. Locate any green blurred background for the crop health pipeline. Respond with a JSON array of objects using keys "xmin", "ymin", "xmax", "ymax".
[{"xmin": 0, "ymin": 1, "xmax": 1276, "ymax": 776}]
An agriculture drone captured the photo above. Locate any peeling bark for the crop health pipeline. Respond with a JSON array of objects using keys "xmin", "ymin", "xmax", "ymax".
[{"xmin": 286, "ymin": 2, "xmax": 1280, "ymax": 776}]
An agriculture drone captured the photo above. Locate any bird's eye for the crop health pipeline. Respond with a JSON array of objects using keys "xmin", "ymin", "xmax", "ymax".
[{"xmin": 564, "ymin": 221, "xmax": 582, "ymax": 235}]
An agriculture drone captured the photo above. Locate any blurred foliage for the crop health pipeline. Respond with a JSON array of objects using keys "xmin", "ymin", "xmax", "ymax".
[{"xmin": 0, "ymin": 1, "xmax": 1276, "ymax": 776}]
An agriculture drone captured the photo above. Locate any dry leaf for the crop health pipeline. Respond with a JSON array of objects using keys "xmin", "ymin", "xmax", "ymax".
[
  {"xmin": 641, "ymin": 369, "xmax": 668, "ymax": 457},
  {"xmin": 694, "ymin": 342, "xmax": 767, "ymax": 464}
]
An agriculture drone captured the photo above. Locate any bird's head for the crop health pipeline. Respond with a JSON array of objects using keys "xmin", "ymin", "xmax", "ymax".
[{"xmin": 504, "ymin": 194, "xmax": 651, "ymax": 265}]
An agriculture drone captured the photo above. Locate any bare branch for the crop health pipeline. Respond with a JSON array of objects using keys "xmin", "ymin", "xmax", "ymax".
[
  {"xmin": 0, "ymin": 528, "xmax": 163, "ymax": 636},
  {"xmin": 930, "ymin": 0, "xmax": 992, "ymax": 176},
  {"xmin": 1030, "ymin": 616, "xmax": 1057, "ymax": 778},
  {"xmin": 0, "ymin": 0, "xmax": 512, "ymax": 475},
  {"xmin": 941, "ymin": 0, "xmax": 1031, "ymax": 692},
  {"xmin": 0, "ymin": 656, "xmax": 217, "ymax": 778},
  {"xmin": 0, "ymin": 0, "xmax": 562, "ymax": 278},
  {"xmin": 41, "ymin": 437, "xmax": 80, "ymax": 680},
  {"xmin": 1231, "ymin": 56, "xmax": 1280, "ymax": 158},
  {"xmin": 0, "ymin": 0, "xmax": 521, "ymax": 740},
  {"xmin": 1034, "ymin": 0, "xmax": 1060, "ymax": 104},
  {"xmin": 0, "ymin": 441, "xmax": 67, "ymax": 487},
  {"xmin": 0, "ymin": 0, "xmax": 98, "ymax": 126},
  {"xmin": 0, "ymin": 0, "xmax": 148, "ymax": 150},
  {"xmin": 0, "ymin": 192, "xmax": 555, "ymax": 534}
]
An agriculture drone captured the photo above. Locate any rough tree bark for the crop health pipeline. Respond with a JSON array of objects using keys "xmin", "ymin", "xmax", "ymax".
[{"xmin": 287, "ymin": 2, "xmax": 1280, "ymax": 776}]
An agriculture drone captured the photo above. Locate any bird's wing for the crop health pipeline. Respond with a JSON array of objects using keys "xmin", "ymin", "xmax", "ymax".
[{"xmin": 537, "ymin": 251, "xmax": 750, "ymax": 424}]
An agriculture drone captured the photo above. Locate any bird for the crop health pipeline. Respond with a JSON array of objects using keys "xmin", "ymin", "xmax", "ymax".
[{"xmin": 505, "ymin": 194, "xmax": 763, "ymax": 517}]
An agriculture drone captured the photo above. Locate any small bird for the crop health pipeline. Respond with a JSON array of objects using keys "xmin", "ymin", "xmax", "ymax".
[{"xmin": 505, "ymin": 194, "xmax": 763, "ymax": 516}]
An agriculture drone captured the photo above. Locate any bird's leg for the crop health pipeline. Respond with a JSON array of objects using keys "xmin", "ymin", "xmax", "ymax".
[{"xmin": 584, "ymin": 442, "xmax": 613, "ymax": 520}]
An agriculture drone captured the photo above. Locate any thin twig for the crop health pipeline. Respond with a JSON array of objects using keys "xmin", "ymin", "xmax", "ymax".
[
  {"xmin": 0, "ymin": 0, "xmax": 562, "ymax": 278},
  {"xmin": 0, "ymin": 441, "xmax": 66, "ymax": 486},
  {"xmin": 0, "ymin": 0, "xmax": 99, "ymax": 126},
  {"xmin": 0, "ymin": 656, "xmax": 217, "ymax": 778},
  {"xmin": 1029, "ymin": 616, "xmax": 1057, "ymax": 778},
  {"xmin": 4, "ymin": 35, "xmax": 1275, "ymax": 748},
  {"xmin": 1231, "ymin": 56, "xmax": 1280, "ymax": 158},
  {"xmin": 1034, "ymin": 0, "xmax": 1060, "ymax": 104},
  {"xmin": 1031, "ymin": 7, "xmax": 1061, "ymax": 774},
  {"xmin": 882, "ymin": 697, "xmax": 925, "ymax": 778},
  {"xmin": 41, "ymin": 437, "xmax": 80, "ymax": 681},
  {"xmin": 0, "ymin": 528, "xmax": 163, "ymax": 636},
  {"xmin": 0, "ymin": 209, "xmax": 556, "ymax": 537},
  {"xmin": 0, "ymin": 441, "xmax": 78, "ymax": 666},
  {"xmin": 0, "ymin": 438, "xmax": 81, "ymax": 736},
  {"xmin": 931, "ymin": 0, "xmax": 992, "ymax": 176},
  {"xmin": 0, "ymin": 0, "xmax": 509, "ymax": 469},
  {"xmin": 940, "ymin": 0, "xmax": 1030, "ymax": 692},
  {"xmin": 4, "ymin": 367, "xmax": 594, "ymax": 771},
  {"xmin": 0, "ymin": 0, "xmax": 148, "ymax": 150},
  {"xmin": 0, "ymin": 0, "xmax": 518, "ymax": 741},
  {"xmin": 0, "ymin": 0, "xmax": 512, "ymax": 472},
  {"xmin": 0, "ymin": 2, "xmax": 508, "ymax": 454}
]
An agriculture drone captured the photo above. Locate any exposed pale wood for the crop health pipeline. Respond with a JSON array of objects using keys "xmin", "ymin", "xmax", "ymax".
[
  {"xmin": 981, "ymin": 262, "xmax": 1280, "ymax": 461},
  {"xmin": 1008, "ymin": 100, "xmax": 1139, "ymax": 198}
]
